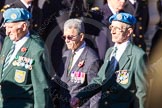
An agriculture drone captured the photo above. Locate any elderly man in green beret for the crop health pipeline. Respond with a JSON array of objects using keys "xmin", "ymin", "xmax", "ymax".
[
  {"xmin": 70, "ymin": 12, "xmax": 148, "ymax": 108},
  {"xmin": 0, "ymin": 8, "xmax": 53, "ymax": 108}
]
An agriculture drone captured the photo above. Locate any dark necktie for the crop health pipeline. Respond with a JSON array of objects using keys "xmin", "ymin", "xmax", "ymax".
[
  {"xmin": 107, "ymin": 46, "xmax": 118, "ymax": 73},
  {"xmin": 68, "ymin": 52, "xmax": 75, "ymax": 73},
  {"xmin": 110, "ymin": 46, "xmax": 118, "ymax": 70},
  {"xmin": 103, "ymin": 47, "xmax": 118, "ymax": 87},
  {"xmin": 2, "ymin": 43, "xmax": 16, "ymax": 72},
  {"xmin": 104, "ymin": 46, "xmax": 118, "ymax": 82}
]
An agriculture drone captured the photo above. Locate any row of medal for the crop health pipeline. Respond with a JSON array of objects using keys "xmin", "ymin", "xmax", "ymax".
[
  {"xmin": 12, "ymin": 56, "xmax": 34, "ymax": 70},
  {"xmin": 70, "ymin": 71, "xmax": 86, "ymax": 84}
]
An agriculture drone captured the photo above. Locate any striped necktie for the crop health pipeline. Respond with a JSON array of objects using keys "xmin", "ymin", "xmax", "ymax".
[{"xmin": 2, "ymin": 43, "xmax": 16, "ymax": 71}]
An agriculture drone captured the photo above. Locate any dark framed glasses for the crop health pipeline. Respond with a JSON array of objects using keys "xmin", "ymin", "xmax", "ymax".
[{"xmin": 62, "ymin": 35, "xmax": 78, "ymax": 40}]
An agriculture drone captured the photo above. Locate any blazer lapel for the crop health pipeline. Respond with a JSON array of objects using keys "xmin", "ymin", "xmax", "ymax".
[
  {"xmin": 105, "ymin": 48, "xmax": 113, "ymax": 62},
  {"xmin": 105, "ymin": 48, "xmax": 115, "ymax": 77},
  {"xmin": 0, "ymin": 38, "xmax": 13, "ymax": 79},
  {"xmin": 65, "ymin": 51, "xmax": 73, "ymax": 74},
  {"xmin": 1, "ymin": 37, "xmax": 32, "ymax": 81},
  {"xmin": 70, "ymin": 46, "xmax": 88, "ymax": 72},
  {"xmin": 102, "ymin": 4, "xmax": 113, "ymax": 25},
  {"xmin": 118, "ymin": 43, "xmax": 132, "ymax": 70},
  {"xmin": 61, "ymin": 50, "xmax": 73, "ymax": 82}
]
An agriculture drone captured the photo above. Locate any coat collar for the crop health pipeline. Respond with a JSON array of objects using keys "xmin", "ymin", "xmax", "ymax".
[
  {"xmin": 101, "ymin": 4, "xmax": 113, "ymax": 25},
  {"xmin": 117, "ymin": 42, "xmax": 133, "ymax": 70}
]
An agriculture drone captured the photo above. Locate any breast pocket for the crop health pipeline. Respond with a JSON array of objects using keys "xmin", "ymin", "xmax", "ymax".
[{"xmin": 14, "ymin": 67, "xmax": 31, "ymax": 85}]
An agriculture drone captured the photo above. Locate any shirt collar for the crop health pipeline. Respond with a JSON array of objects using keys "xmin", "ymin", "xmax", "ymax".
[
  {"xmin": 129, "ymin": 0, "xmax": 136, "ymax": 5},
  {"xmin": 15, "ymin": 32, "xmax": 30, "ymax": 46},
  {"xmin": 114, "ymin": 40, "xmax": 130, "ymax": 50},
  {"xmin": 72, "ymin": 41, "xmax": 86, "ymax": 53},
  {"xmin": 20, "ymin": 0, "xmax": 32, "ymax": 8},
  {"xmin": 108, "ymin": 3, "xmax": 117, "ymax": 14}
]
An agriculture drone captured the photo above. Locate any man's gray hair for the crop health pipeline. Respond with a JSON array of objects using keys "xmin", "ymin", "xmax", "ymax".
[
  {"xmin": 64, "ymin": 18, "xmax": 85, "ymax": 34},
  {"xmin": 18, "ymin": 20, "xmax": 30, "ymax": 28}
]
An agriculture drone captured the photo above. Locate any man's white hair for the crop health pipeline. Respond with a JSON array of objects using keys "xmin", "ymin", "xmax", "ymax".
[{"xmin": 64, "ymin": 18, "xmax": 85, "ymax": 34}]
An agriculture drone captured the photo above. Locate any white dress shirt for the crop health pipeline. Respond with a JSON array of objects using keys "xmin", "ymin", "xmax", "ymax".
[
  {"xmin": 20, "ymin": 0, "xmax": 31, "ymax": 8},
  {"xmin": 9, "ymin": 32, "xmax": 30, "ymax": 65},
  {"xmin": 112, "ymin": 41, "xmax": 130, "ymax": 62},
  {"xmin": 108, "ymin": 3, "xmax": 117, "ymax": 14},
  {"xmin": 71, "ymin": 42, "xmax": 86, "ymax": 68}
]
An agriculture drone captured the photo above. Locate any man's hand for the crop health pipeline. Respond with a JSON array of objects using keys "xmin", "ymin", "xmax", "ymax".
[{"xmin": 70, "ymin": 97, "xmax": 80, "ymax": 108}]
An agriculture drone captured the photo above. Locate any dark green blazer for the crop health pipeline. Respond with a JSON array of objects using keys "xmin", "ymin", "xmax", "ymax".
[
  {"xmin": 0, "ymin": 31, "xmax": 53, "ymax": 108},
  {"xmin": 76, "ymin": 42, "xmax": 148, "ymax": 108}
]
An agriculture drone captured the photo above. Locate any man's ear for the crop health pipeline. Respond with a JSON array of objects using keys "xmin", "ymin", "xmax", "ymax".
[
  {"xmin": 127, "ymin": 28, "xmax": 133, "ymax": 37},
  {"xmin": 20, "ymin": 22, "xmax": 28, "ymax": 31},
  {"xmin": 80, "ymin": 33, "xmax": 84, "ymax": 41}
]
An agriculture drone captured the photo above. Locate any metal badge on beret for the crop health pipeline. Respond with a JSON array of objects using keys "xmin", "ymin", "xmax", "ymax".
[
  {"xmin": 10, "ymin": 13, "xmax": 17, "ymax": 20},
  {"xmin": 116, "ymin": 14, "xmax": 122, "ymax": 20}
]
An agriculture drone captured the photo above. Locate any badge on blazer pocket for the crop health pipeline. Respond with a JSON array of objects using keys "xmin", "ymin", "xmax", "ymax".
[
  {"xmin": 14, "ymin": 69, "xmax": 26, "ymax": 83},
  {"xmin": 115, "ymin": 70, "xmax": 129, "ymax": 84}
]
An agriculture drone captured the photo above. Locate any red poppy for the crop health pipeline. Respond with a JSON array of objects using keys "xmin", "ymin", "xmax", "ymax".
[
  {"xmin": 21, "ymin": 47, "xmax": 27, "ymax": 52},
  {"xmin": 78, "ymin": 60, "xmax": 85, "ymax": 68}
]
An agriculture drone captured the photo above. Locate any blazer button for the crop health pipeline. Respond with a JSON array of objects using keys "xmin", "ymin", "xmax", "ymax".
[
  {"xmin": 138, "ymin": 17, "xmax": 142, "ymax": 21},
  {"xmin": 34, "ymin": 24, "xmax": 38, "ymax": 27},
  {"xmin": 105, "ymin": 101, "xmax": 108, "ymax": 105},
  {"xmin": 106, "ymin": 91, "xmax": 110, "ymax": 94},
  {"xmin": 139, "ymin": 26, "xmax": 143, "ymax": 30},
  {"xmin": 138, "ymin": 44, "xmax": 142, "ymax": 48},
  {"xmin": 139, "ymin": 35, "xmax": 143, "ymax": 38}
]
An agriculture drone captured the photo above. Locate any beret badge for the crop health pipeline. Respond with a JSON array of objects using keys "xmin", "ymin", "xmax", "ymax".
[
  {"xmin": 116, "ymin": 14, "xmax": 122, "ymax": 20},
  {"xmin": 10, "ymin": 13, "xmax": 17, "ymax": 20}
]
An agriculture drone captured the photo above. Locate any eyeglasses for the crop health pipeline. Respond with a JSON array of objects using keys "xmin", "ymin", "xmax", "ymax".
[
  {"xmin": 62, "ymin": 35, "xmax": 78, "ymax": 40},
  {"xmin": 109, "ymin": 25, "xmax": 129, "ymax": 32}
]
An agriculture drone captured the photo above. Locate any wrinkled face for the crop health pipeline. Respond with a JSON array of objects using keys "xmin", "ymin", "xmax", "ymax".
[
  {"xmin": 108, "ymin": 0, "xmax": 126, "ymax": 12},
  {"xmin": 4, "ymin": 22, "xmax": 25, "ymax": 41},
  {"xmin": 63, "ymin": 28, "xmax": 84, "ymax": 50},
  {"xmin": 109, "ymin": 21, "xmax": 133, "ymax": 44}
]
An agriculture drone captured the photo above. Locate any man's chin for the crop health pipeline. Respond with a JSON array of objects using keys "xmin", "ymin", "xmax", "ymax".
[{"xmin": 9, "ymin": 37, "xmax": 16, "ymax": 41}]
